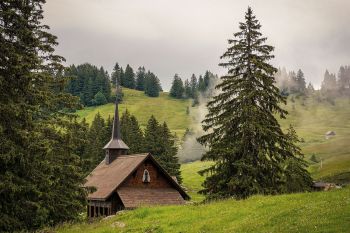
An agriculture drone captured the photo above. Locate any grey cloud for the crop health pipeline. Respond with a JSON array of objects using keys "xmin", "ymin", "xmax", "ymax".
[{"xmin": 43, "ymin": 0, "xmax": 350, "ymax": 90}]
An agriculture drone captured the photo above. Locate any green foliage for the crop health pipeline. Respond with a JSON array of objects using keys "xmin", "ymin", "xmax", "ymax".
[
  {"xmin": 170, "ymin": 74, "xmax": 184, "ymax": 99},
  {"xmin": 144, "ymin": 71, "xmax": 161, "ymax": 97},
  {"xmin": 76, "ymin": 88, "xmax": 191, "ymax": 136},
  {"xmin": 111, "ymin": 62, "xmax": 121, "ymax": 87},
  {"xmin": 65, "ymin": 63, "xmax": 111, "ymax": 106},
  {"xmin": 92, "ymin": 91, "xmax": 107, "ymax": 106},
  {"xmin": 198, "ymin": 7, "xmax": 312, "ymax": 199},
  {"xmin": 144, "ymin": 116, "xmax": 182, "ymax": 183},
  {"xmin": 122, "ymin": 64, "xmax": 136, "ymax": 89},
  {"xmin": 0, "ymin": 1, "xmax": 87, "ymax": 231},
  {"xmin": 120, "ymin": 110, "xmax": 146, "ymax": 154},
  {"xmin": 55, "ymin": 183, "xmax": 350, "ymax": 233},
  {"xmin": 136, "ymin": 66, "xmax": 146, "ymax": 91}
]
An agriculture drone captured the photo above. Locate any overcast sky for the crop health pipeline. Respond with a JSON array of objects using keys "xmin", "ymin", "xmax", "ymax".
[{"xmin": 43, "ymin": 0, "xmax": 350, "ymax": 90}]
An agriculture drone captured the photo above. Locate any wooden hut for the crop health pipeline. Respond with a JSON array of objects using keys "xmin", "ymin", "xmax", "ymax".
[{"xmin": 84, "ymin": 100, "xmax": 189, "ymax": 217}]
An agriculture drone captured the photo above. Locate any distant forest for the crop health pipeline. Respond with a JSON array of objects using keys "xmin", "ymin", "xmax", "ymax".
[
  {"xmin": 275, "ymin": 66, "xmax": 350, "ymax": 100},
  {"xmin": 64, "ymin": 62, "xmax": 219, "ymax": 107}
]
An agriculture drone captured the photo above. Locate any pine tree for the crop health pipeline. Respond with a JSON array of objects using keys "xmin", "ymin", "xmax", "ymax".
[
  {"xmin": 169, "ymin": 74, "xmax": 184, "ymax": 98},
  {"xmin": 190, "ymin": 74, "xmax": 198, "ymax": 97},
  {"xmin": 136, "ymin": 66, "xmax": 146, "ymax": 91},
  {"xmin": 111, "ymin": 62, "xmax": 120, "ymax": 87},
  {"xmin": 92, "ymin": 91, "xmax": 108, "ymax": 106},
  {"xmin": 144, "ymin": 116, "xmax": 182, "ymax": 183},
  {"xmin": 184, "ymin": 79, "xmax": 192, "ymax": 98},
  {"xmin": 120, "ymin": 110, "xmax": 146, "ymax": 154},
  {"xmin": 85, "ymin": 113, "xmax": 108, "ymax": 171},
  {"xmin": 197, "ymin": 7, "xmax": 312, "ymax": 199},
  {"xmin": 144, "ymin": 71, "xmax": 161, "ymax": 97},
  {"xmin": 0, "ymin": 1, "xmax": 87, "ymax": 231},
  {"xmin": 123, "ymin": 64, "xmax": 136, "ymax": 89},
  {"xmin": 296, "ymin": 69, "xmax": 306, "ymax": 94},
  {"xmin": 198, "ymin": 75, "xmax": 206, "ymax": 92},
  {"xmin": 159, "ymin": 122, "xmax": 182, "ymax": 183}
]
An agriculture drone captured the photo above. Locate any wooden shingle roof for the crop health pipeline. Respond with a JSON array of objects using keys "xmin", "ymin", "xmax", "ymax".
[
  {"xmin": 84, "ymin": 153, "xmax": 190, "ymax": 201},
  {"xmin": 85, "ymin": 154, "xmax": 148, "ymax": 200},
  {"xmin": 117, "ymin": 187, "xmax": 185, "ymax": 208}
]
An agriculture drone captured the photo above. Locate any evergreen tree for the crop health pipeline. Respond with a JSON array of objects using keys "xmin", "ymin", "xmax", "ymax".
[
  {"xmin": 92, "ymin": 91, "xmax": 108, "ymax": 106},
  {"xmin": 169, "ymin": 74, "xmax": 184, "ymax": 98},
  {"xmin": 85, "ymin": 113, "xmax": 108, "ymax": 171},
  {"xmin": 198, "ymin": 75, "xmax": 206, "ymax": 92},
  {"xmin": 296, "ymin": 69, "xmax": 306, "ymax": 94},
  {"xmin": 159, "ymin": 122, "xmax": 182, "ymax": 183},
  {"xmin": 306, "ymin": 82, "xmax": 315, "ymax": 96},
  {"xmin": 321, "ymin": 70, "xmax": 337, "ymax": 91},
  {"xmin": 184, "ymin": 79, "xmax": 192, "ymax": 98},
  {"xmin": 120, "ymin": 110, "xmax": 146, "ymax": 154},
  {"xmin": 119, "ymin": 67, "xmax": 125, "ymax": 86},
  {"xmin": 337, "ymin": 65, "xmax": 350, "ymax": 95},
  {"xmin": 197, "ymin": 7, "xmax": 312, "ymax": 199},
  {"xmin": 144, "ymin": 71, "xmax": 161, "ymax": 97},
  {"xmin": 111, "ymin": 62, "xmax": 121, "ymax": 87},
  {"xmin": 144, "ymin": 116, "xmax": 182, "ymax": 183},
  {"xmin": 123, "ymin": 64, "xmax": 136, "ymax": 89},
  {"xmin": 136, "ymin": 66, "xmax": 146, "ymax": 91},
  {"xmin": 0, "ymin": 1, "xmax": 87, "ymax": 231},
  {"xmin": 65, "ymin": 63, "xmax": 111, "ymax": 106},
  {"xmin": 190, "ymin": 74, "xmax": 198, "ymax": 97}
]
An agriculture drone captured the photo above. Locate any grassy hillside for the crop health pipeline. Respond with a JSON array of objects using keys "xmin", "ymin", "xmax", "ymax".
[
  {"xmin": 279, "ymin": 96, "xmax": 350, "ymax": 183},
  {"xmin": 56, "ymin": 186, "xmax": 350, "ymax": 233},
  {"xmin": 76, "ymin": 88, "xmax": 191, "ymax": 136},
  {"xmin": 77, "ymin": 89, "xmax": 350, "ymax": 183}
]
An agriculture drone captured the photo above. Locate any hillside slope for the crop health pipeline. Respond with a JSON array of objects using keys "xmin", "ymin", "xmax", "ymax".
[
  {"xmin": 56, "ymin": 187, "xmax": 350, "ymax": 233},
  {"xmin": 77, "ymin": 88, "xmax": 191, "ymax": 136},
  {"xmin": 77, "ymin": 90, "xmax": 350, "ymax": 183}
]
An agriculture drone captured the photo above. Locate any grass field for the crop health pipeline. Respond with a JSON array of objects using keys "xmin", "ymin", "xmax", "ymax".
[
  {"xmin": 279, "ymin": 96, "xmax": 350, "ymax": 184},
  {"xmin": 77, "ymin": 90, "xmax": 350, "ymax": 184},
  {"xmin": 76, "ymin": 88, "xmax": 191, "ymax": 136},
  {"xmin": 56, "ymin": 186, "xmax": 350, "ymax": 233}
]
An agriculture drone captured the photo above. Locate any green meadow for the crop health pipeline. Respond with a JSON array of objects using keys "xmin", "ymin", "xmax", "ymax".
[
  {"xmin": 77, "ymin": 89, "xmax": 350, "ymax": 184},
  {"xmin": 76, "ymin": 88, "xmax": 191, "ymax": 136},
  {"xmin": 57, "ymin": 93, "xmax": 350, "ymax": 232},
  {"xmin": 56, "ymin": 186, "xmax": 350, "ymax": 233}
]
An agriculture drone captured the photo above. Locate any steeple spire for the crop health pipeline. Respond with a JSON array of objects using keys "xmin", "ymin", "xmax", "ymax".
[
  {"xmin": 103, "ymin": 86, "xmax": 129, "ymax": 164},
  {"xmin": 111, "ymin": 98, "xmax": 121, "ymax": 139}
]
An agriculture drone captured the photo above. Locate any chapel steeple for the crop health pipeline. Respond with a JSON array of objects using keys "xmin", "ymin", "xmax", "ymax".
[{"xmin": 103, "ymin": 89, "xmax": 129, "ymax": 164}]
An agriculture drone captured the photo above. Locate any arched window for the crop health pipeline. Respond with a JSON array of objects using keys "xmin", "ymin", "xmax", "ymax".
[{"xmin": 142, "ymin": 169, "xmax": 150, "ymax": 183}]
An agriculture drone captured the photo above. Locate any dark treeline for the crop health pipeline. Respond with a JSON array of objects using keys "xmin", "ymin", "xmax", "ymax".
[
  {"xmin": 65, "ymin": 63, "xmax": 163, "ymax": 107},
  {"xmin": 111, "ymin": 63, "xmax": 163, "ymax": 97},
  {"xmin": 65, "ymin": 63, "xmax": 112, "ymax": 106},
  {"xmin": 170, "ymin": 71, "xmax": 218, "ymax": 105},
  {"xmin": 78, "ymin": 111, "xmax": 182, "ymax": 184}
]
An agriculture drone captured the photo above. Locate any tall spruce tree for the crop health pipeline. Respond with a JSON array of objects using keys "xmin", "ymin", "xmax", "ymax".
[
  {"xmin": 197, "ymin": 7, "xmax": 312, "ymax": 199},
  {"xmin": 136, "ymin": 66, "xmax": 146, "ymax": 91},
  {"xmin": 123, "ymin": 64, "xmax": 136, "ymax": 89},
  {"xmin": 296, "ymin": 69, "xmax": 306, "ymax": 94},
  {"xmin": 120, "ymin": 110, "xmax": 146, "ymax": 154},
  {"xmin": 169, "ymin": 74, "xmax": 184, "ymax": 98},
  {"xmin": 111, "ymin": 62, "xmax": 121, "ymax": 87},
  {"xmin": 0, "ymin": 0, "xmax": 87, "ymax": 231},
  {"xmin": 144, "ymin": 71, "xmax": 161, "ymax": 97},
  {"xmin": 144, "ymin": 116, "xmax": 182, "ymax": 183}
]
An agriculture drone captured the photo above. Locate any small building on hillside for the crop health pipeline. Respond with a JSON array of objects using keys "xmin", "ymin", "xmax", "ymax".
[
  {"xmin": 84, "ymin": 100, "xmax": 189, "ymax": 217},
  {"xmin": 325, "ymin": 131, "xmax": 336, "ymax": 139}
]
